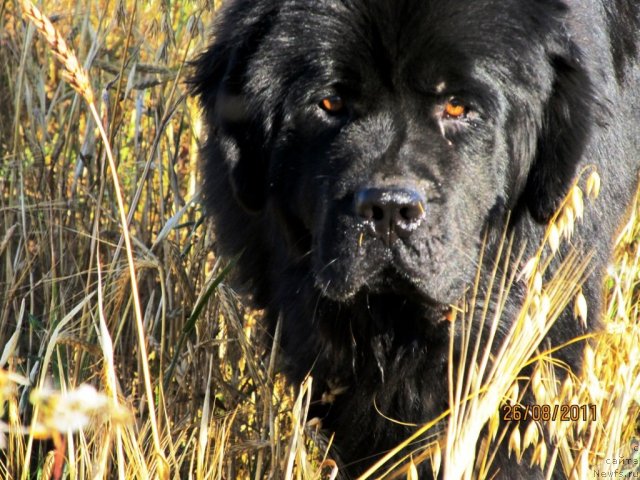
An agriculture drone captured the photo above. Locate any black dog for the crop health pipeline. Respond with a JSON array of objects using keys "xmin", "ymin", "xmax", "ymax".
[{"xmin": 192, "ymin": 0, "xmax": 640, "ymax": 477}]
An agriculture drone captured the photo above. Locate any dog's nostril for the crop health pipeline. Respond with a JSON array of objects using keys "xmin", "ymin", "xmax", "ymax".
[
  {"xmin": 399, "ymin": 203, "xmax": 423, "ymax": 222},
  {"xmin": 399, "ymin": 206, "xmax": 418, "ymax": 221},
  {"xmin": 354, "ymin": 187, "xmax": 426, "ymax": 243},
  {"xmin": 372, "ymin": 206, "xmax": 385, "ymax": 221}
]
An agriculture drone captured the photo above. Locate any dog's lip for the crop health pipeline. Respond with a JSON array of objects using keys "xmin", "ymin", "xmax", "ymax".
[
  {"xmin": 314, "ymin": 257, "xmax": 461, "ymax": 307},
  {"xmin": 358, "ymin": 287, "xmax": 455, "ymax": 325},
  {"xmin": 362, "ymin": 267, "xmax": 453, "ymax": 308}
]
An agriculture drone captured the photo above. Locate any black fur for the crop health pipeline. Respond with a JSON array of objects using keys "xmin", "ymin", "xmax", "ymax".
[
  {"xmin": 604, "ymin": 0, "xmax": 640, "ymax": 82},
  {"xmin": 191, "ymin": 1, "xmax": 640, "ymax": 478}
]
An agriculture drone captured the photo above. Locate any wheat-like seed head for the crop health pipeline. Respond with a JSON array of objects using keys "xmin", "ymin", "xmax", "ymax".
[
  {"xmin": 586, "ymin": 171, "xmax": 602, "ymax": 200},
  {"xmin": 19, "ymin": 0, "xmax": 94, "ymax": 104},
  {"xmin": 530, "ymin": 440, "xmax": 547, "ymax": 468},
  {"xmin": 574, "ymin": 289, "xmax": 588, "ymax": 328},
  {"xmin": 522, "ymin": 421, "xmax": 540, "ymax": 451},
  {"xmin": 508, "ymin": 426, "xmax": 522, "ymax": 460}
]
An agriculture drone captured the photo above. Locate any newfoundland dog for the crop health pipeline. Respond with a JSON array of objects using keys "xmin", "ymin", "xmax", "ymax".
[{"xmin": 192, "ymin": 0, "xmax": 640, "ymax": 478}]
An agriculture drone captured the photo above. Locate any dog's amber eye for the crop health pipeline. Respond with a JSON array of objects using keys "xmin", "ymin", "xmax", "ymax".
[
  {"xmin": 319, "ymin": 95, "xmax": 345, "ymax": 114},
  {"xmin": 444, "ymin": 98, "xmax": 467, "ymax": 118}
]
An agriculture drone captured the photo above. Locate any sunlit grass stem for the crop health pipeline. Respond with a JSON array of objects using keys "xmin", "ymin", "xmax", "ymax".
[{"xmin": 19, "ymin": 0, "xmax": 167, "ymax": 475}]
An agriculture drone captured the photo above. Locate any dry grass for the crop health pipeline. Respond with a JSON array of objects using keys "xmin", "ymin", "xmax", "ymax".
[{"xmin": 0, "ymin": 1, "xmax": 638, "ymax": 479}]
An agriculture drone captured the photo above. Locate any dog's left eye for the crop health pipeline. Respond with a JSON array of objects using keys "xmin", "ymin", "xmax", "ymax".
[
  {"xmin": 443, "ymin": 97, "xmax": 467, "ymax": 119},
  {"xmin": 319, "ymin": 95, "xmax": 345, "ymax": 114}
]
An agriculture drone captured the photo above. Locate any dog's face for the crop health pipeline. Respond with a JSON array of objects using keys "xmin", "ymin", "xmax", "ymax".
[{"xmin": 194, "ymin": 0, "xmax": 592, "ymax": 309}]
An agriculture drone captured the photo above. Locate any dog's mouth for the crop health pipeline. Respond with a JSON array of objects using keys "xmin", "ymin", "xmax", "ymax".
[
  {"xmin": 365, "ymin": 266, "xmax": 434, "ymax": 300},
  {"xmin": 314, "ymin": 239, "xmax": 467, "ymax": 307},
  {"xmin": 362, "ymin": 267, "xmax": 457, "ymax": 322}
]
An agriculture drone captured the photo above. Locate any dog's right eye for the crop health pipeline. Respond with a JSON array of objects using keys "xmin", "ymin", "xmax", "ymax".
[{"xmin": 319, "ymin": 95, "xmax": 345, "ymax": 114}]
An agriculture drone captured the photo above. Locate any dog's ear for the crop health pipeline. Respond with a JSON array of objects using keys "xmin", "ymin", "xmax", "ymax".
[
  {"xmin": 524, "ymin": 50, "xmax": 594, "ymax": 223},
  {"xmin": 190, "ymin": 8, "xmax": 273, "ymax": 212}
]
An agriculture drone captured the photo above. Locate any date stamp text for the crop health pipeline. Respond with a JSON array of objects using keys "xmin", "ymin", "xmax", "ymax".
[{"xmin": 502, "ymin": 403, "xmax": 597, "ymax": 422}]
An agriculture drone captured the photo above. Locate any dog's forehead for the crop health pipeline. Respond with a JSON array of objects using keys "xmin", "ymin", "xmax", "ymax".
[
  {"xmin": 280, "ymin": 0, "xmax": 566, "ymax": 39},
  {"xmin": 271, "ymin": 0, "xmax": 562, "ymax": 79}
]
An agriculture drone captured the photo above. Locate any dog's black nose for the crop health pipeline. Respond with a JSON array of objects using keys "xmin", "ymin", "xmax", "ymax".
[{"xmin": 355, "ymin": 187, "xmax": 426, "ymax": 244}]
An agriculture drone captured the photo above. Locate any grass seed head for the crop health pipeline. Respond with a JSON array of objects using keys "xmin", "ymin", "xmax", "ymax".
[
  {"xmin": 574, "ymin": 290, "xmax": 588, "ymax": 328},
  {"xmin": 523, "ymin": 421, "xmax": 540, "ymax": 451},
  {"xmin": 560, "ymin": 205, "xmax": 575, "ymax": 240},
  {"xmin": 530, "ymin": 440, "xmax": 548, "ymax": 468},
  {"xmin": 520, "ymin": 256, "xmax": 538, "ymax": 282},
  {"xmin": 586, "ymin": 170, "xmax": 601, "ymax": 200},
  {"xmin": 488, "ymin": 410, "xmax": 500, "ymax": 442},
  {"xmin": 571, "ymin": 186, "xmax": 585, "ymax": 220},
  {"xmin": 431, "ymin": 442, "xmax": 442, "ymax": 478},
  {"xmin": 560, "ymin": 376, "xmax": 574, "ymax": 400},
  {"xmin": 407, "ymin": 458, "xmax": 419, "ymax": 480},
  {"xmin": 508, "ymin": 426, "xmax": 521, "ymax": 460},
  {"xmin": 548, "ymin": 222, "xmax": 560, "ymax": 253},
  {"xmin": 20, "ymin": 0, "xmax": 94, "ymax": 103}
]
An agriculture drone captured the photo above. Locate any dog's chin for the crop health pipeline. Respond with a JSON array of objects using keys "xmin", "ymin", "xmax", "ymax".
[{"xmin": 315, "ymin": 263, "xmax": 463, "ymax": 311}]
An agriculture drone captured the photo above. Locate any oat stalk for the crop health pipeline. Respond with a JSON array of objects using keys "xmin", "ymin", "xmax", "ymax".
[{"xmin": 19, "ymin": 0, "xmax": 167, "ymax": 475}]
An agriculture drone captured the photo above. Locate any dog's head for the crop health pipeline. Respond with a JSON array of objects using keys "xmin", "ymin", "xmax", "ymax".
[{"xmin": 192, "ymin": 0, "xmax": 593, "ymax": 307}]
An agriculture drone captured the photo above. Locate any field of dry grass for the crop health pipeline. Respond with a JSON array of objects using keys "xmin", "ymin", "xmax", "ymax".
[{"xmin": 0, "ymin": 1, "xmax": 639, "ymax": 479}]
